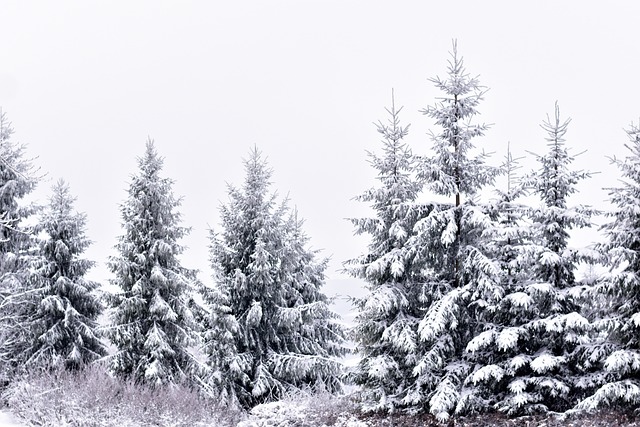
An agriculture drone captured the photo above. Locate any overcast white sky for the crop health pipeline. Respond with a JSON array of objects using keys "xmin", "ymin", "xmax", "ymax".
[{"xmin": 1, "ymin": 1, "xmax": 639, "ymax": 318}]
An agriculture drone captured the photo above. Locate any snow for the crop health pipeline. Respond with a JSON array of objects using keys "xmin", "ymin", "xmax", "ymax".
[
  {"xmin": 367, "ymin": 355, "xmax": 398, "ymax": 379},
  {"xmin": 0, "ymin": 410, "xmax": 25, "ymax": 427},
  {"xmin": 576, "ymin": 380, "xmax": 640, "ymax": 410},
  {"xmin": 466, "ymin": 329, "xmax": 495, "ymax": 353},
  {"xmin": 604, "ymin": 349, "xmax": 640, "ymax": 374},
  {"xmin": 237, "ymin": 399, "xmax": 370, "ymax": 427},
  {"xmin": 496, "ymin": 327, "xmax": 521, "ymax": 351},
  {"xmin": 530, "ymin": 354, "xmax": 566, "ymax": 374},
  {"xmin": 470, "ymin": 364, "xmax": 504, "ymax": 384},
  {"xmin": 504, "ymin": 292, "xmax": 533, "ymax": 309},
  {"xmin": 630, "ymin": 312, "xmax": 640, "ymax": 328},
  {"xmin": 507, "ymin": 354, "xmax": 531, "ymax": 374},
  {"xmin": 508, "ymin": 379, "xmax": 526, "ymax": 394},
  {"xmin": 246, "ymin": 301, "xmax": 263, "ymax": 327},
  {"xmin": 390, "ymin": 256, "xmax": 404, "ymax": 278}
]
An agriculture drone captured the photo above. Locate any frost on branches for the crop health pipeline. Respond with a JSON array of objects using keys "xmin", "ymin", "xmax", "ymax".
[
  {"xmin": 27, "ymin": 180, "xmax": 106, "ymax": 370},
  {"xmin": 483, "ymin": 146, "xmax": 530, "ymax": 295},
  {"xmin": 346, "ymin": 93, "xmax": 427, "ymax": 412},
  {"xmin": 405, "ymin": 42, "xmax": 500, "ymax": 421},
  {"xmin": 0, "ymin": 112, "xmax": 43, "ymax": 380},
  {"xmin": 575, "ymin": 122, "xmax": 640, "ymax": 411},
  {"xmin": 483, "ymin": 104, "xmax": 595, "ymax": 415},
  {"xmin": 204, "ymin": 148, "xmax": 346, "ymax": 408},
  {"xmin": 107, "ymin": 140, "xmax": 199, "ymax": 386}
]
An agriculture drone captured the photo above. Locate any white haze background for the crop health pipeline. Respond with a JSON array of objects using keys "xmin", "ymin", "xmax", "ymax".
[{"xmin": 0, "ymin": 1, "xmax": 639, "ymax": 320}]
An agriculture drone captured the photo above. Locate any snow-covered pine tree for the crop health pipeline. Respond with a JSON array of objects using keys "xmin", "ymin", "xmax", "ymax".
[
  {"xmin": 107, "ymin": 139, "xmax": 199, "ymax": 386},
  {"xmin": 478, "ymin": 103, "xmax": 595, "ymax": 414},
  {"xmin": 463, "ymin": 146, "xmax": 541, "ymax": 414},
  {"xmin": 26, "ymin": 179, "xmax": 106, "ymax": 370},
  {"xmin": 574, "ymin": 121, "xmax": 640, "ymax": 411},
  {"xmin": 404, "ymin": 42, "xmax": 501, "ymax": 421},
  {"xmin": 345, "ymin": 93, "xmax": 427, "ymax": 411},
  {"xmin": 0, "ymin": 111, "xmax": 43, "ymax": 380},
  {"xmin": 204, "ymin": 148, "xmax": 346, "ymax": 408},
  {"xmin": 276, "ymin": 211, "xmax": 346, "ymax": 386}
]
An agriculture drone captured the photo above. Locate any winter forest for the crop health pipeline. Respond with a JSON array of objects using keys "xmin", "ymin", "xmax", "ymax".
[{"xmin": 1, "ymin": 39, "xmax": 640, "ymax": 426}]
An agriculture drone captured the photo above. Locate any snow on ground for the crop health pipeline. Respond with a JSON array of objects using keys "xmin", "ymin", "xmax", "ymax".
[
  {"xmin": 237, "ymin": 399, "xmax": 369, "ymax": 427},
  {"xmin": 0, "ymin": 410, "xmax": 24, "ymax": 427}
]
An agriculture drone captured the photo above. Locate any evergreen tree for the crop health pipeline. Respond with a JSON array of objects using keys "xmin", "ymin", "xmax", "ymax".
[
  {"xmin": 404, "ymin": 42, "xmax": 501, "ymax": 421},
  {"xmin": 27, "ymin": 179, "xmax": 106, "ymax": 369},
  {"xmin": 463, "ymin": 147, "xmax": 541, "ymax": 415},
  {"xmin": 107, "ymin": 140, "xmax": 199, "ymax": 386},
  {"xmin": 346, "ymin": 93, "xmax": 427, "ymax": 411},
  {"xmin": 470, "ymin": 104, "xmax": 595, "ymax": 415},
  {"xmin": 204, "ymin": 148, "xmax": 346, "ymax": 408},
  {"xmin": 513, "ymin": 104, "xmax": 594, "ymax": 413},
  {"xmin": 575, "ymin": 122, "xmax": 640, "ymax": 411},
  {"xmin": 0, "ymin": 111, "xmax": 42, "ymax": 380}
]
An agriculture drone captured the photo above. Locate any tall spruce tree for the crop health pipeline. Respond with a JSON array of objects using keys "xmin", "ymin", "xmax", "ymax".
[
  {"xmin": 346, "ymin": 93, "xmax": 427, "ymax": 411},
  {"xmin": 204, "ymin": 148, "xmax": 346, "ymax": 408},
  {"xmin": 0, "ymin": 111, "xmax": 43, "ymax": 380},
  {"xmin": 476, "ymin": 104, "xmax": 595, "ymax": 414},
  {"xmin": 27, "ymin": 179, "xmax": 106, "ymax": 369},
  {"xmin": 517, "ymin": 104, "xmax": 595, "ymax": 412},
  {"xmin": 463, "ymin": 147, "xmax": 542, "ymax": 415},
  {"xmin": 404, "ymin": 42, "xmax": 500, "ymax": 421},
  {"xmin": 575, "ymin": 122, "xmax": 640, "ymax": 411},
  {"xmin": 107, "ymin": 140, "xmax": 199, "ymax": 386}
]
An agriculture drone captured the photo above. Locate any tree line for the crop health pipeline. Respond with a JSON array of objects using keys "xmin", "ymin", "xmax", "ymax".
[
  {"xmin": 0, "ymin": 42, "xmax": 639, "ymax": 421},
  {"xmin": 347, "ymin": 43, "xmax": 640, "ymax": 420},
  {"xmin": 0, "ymin": 121, "xmax": 346, "ymax": 409}
]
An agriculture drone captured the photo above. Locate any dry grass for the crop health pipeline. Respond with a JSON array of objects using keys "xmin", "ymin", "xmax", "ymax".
[{"xmin": 2, "ymin": 365, "xmax": 242, "ymax": 427}]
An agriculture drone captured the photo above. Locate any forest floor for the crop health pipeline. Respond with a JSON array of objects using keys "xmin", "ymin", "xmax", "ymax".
[
  {"xmin": 347, "ymin": 411, "xmax": 640, "ymax": 427},
  {"xmin": 3, "ymin": 369, "xmax": 640, "ymax": 427},
  {"xmin": 238, "ymin": 399, "xmax": 640, "ymax": 427}
]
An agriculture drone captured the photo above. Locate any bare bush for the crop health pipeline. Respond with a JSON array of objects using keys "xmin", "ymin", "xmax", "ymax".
[{"xmin": 2, "ymin": 364, "xmax": 242, "ymax": 427}]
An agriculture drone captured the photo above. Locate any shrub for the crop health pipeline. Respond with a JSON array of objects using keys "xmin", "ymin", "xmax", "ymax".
[{"xmin": 3, "ymin": 364, "xmax": 242, "ymax": 427}]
